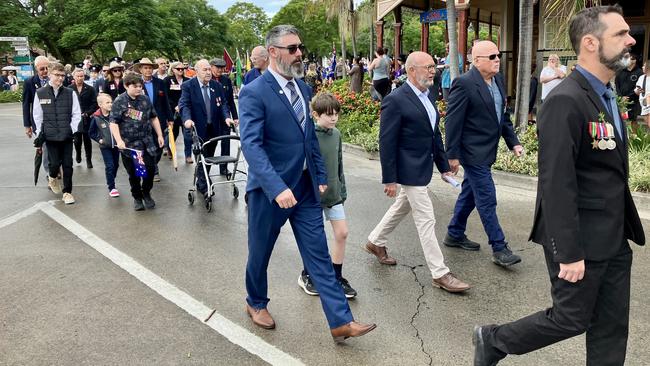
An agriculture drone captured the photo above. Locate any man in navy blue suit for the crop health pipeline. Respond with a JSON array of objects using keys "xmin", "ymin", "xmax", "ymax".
[
  {"xmin": 179, "ymin": 59, "xmax": 233, "ymax": 200},
  {"xmin": 443, "ymin": 41, "xmax": 524, "ymax": 267},
  {"xmin": 239, "ymin": 25, "xmax": 375, "ymax": 342},
  {"xmin": 365, "ymin": 51, "xmax": 470, "ymax": 293}
]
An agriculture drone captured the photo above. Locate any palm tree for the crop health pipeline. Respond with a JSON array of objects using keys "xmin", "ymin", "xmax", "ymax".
[
  {"xmin": 446, "ymin": 0, "xmax": 460, "ymax": 81},
  {"xmin": 307, "ymin": 0, "xmax": 359, "ymax": 65},
  {"xmin": 514, "ymin": 0, "xmax": 534, "ymax": 130}
]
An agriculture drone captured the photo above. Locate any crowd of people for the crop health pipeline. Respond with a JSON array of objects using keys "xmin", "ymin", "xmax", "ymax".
[{"xmin": 11, "ymin": 3, "xmax": 647, "ymax": 363}]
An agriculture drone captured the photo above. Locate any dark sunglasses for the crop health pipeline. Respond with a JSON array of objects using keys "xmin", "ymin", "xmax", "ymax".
[
  {"xmin": 476, "ymin": 52, "xmax": 501, "ymax": 61},
  {"xmin": 174, "ymin": 67, "xmax": 186, "ymax": 71},
  {"xmin": 274, "ymin": 43, "xmax": 306, "ymax": 54}
]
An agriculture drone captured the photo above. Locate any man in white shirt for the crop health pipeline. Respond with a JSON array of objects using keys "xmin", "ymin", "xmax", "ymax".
[
  {"xmin": 540, "ymin": 54, "xmax": 567, "ymax": 101},
  {"xmin": 33, "ymin": 62, "xmax": 81, "ymax": 204}
]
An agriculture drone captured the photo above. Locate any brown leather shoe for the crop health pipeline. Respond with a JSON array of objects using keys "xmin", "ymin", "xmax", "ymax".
[
  {"xmin": 432, "ymin": 272, "xmax": 471, "ymax": 293},
  {"xmin": 364, "ymin": 241, "xmax": 397, "ymax": 265},
  {"xmin": 245, "ymin": 304, "xmax": 276, "ymax": 329},
  {"xmin": 331, "ymin": 321, "xmax": 377, "ymax": 343},
  {"xmin": 185, "ymin": 157, "xmax": 193, "ymax": 164}
]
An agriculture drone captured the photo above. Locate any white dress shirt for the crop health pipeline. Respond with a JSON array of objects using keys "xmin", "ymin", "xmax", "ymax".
[
  {"xmin": 33, "ymin": 83, "xmax": 82, "ymax": 136},
  {"xmin": 406, "ymin": 79, "xmax": 438, "ymax": 133}
]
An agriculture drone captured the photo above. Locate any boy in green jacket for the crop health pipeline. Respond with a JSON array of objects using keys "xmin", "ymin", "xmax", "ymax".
[{"xmin": 298, "ymin": 92, "xmax": 357, "ymax": 299}]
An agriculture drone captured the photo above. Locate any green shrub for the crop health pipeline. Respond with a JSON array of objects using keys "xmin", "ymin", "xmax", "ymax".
[
  {"xmin": 349, "ymin": 124, "xmax": 380, "ymax": 152},
  {"xmin": 0, "ymin": 89, "xmax": 21, "ymax": 103},
  {"xmin": 493, "ymin": 127, "xmax": 539, "ymax": 176},
  {"xmin": 630, "ymin": 148, "xmax": 650, "ymax": 192},
  {"xmin": 628, "ymin": 125, "xmax": 650, "ymax": 153}
]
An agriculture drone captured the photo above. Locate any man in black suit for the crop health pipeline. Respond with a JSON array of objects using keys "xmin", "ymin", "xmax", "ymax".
[
  {"xmin": 364, "ymin": 51, "xmax": 470, "ymax": 293},
  {"xmin": 211, "ymin": 58, "xmax": 238, "ymax": 176},
  {"xmin": 136, "ymin": 58, "xmax": 173, "ymax": 181},
  {"xmin": 473, "ymin": 6, "xmax": 645, "ymax": 365},
  {"xmin": 71, "ymin": 68, "xmax": 98, "ymax": 168},
  {"xmin": 443, "ymin": 40, "xmax": 524, "ymax": 267},
  {"xmin": 23, "ymin": 56, "xmax": 51, "ymax": 138}
]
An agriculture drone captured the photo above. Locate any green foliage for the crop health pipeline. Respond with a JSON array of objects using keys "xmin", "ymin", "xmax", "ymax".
[
  {"xmin": 268, "ymin": 0, "xmax": 339, "ymax": 58},
  {"xmin": 0, "ymin": 89, "xmax": 22, "ymax": 103},
  {"xmin": 628, "ymin": 125, "xmax": 650, "ymax": 153},
  {"xmin": 493, "ymin": 127, "xmax": 540, "ymax": 176},
  {"xmin": 629, "ymin": 148, "xmax": 650, "ymax": 193},
  {"xmin": 225, "ymin": 2, "xmax": 269, "ymax": 52}
]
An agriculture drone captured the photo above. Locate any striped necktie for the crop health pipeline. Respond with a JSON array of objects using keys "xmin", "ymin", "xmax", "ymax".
[{"xmin": 286, "ymin": 81, "xmax": 305, "ymax": 131}]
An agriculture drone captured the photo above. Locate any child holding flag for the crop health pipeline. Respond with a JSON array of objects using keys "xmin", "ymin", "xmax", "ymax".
[
  {"xmin": 109, "ymin": 73, "xmax": 165, "ymax": 211},
  {"xmin": 89, "ymin": 93, "xmax": 121, "ymax": 197}
]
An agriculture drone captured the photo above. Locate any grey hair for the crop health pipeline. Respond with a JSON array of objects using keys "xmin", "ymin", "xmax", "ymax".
[
  {"xmin": 569, "ymin": 5, "xmax": 623, "ymax": 55},
  {"xmin": 34, "ymin": 55, "xmax": 49, "ymax": 67},
  {"xmin": 72, "ymin": 68, "xmax": 85, "ymax": 76},
  {"xmin": 265, "ymin": 25, "xmax": 300, "ymax": 48}
]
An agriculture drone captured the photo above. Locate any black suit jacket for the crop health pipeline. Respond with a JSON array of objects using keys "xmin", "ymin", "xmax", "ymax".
[
  {"xmin": 379, "ymin": 82, "xmax": 450, "ymax": 186},
  {"xmin": 95, "ymin": 78, "xmax": 125, "ymax": 101},
  {"xmin": 72, "ymin": 83, "xmax": 98, "ymax": 133},
  {"xmin": 445, "ymin": 67, "xmax": 520, "ymax": 166},
  {"xmin": 164, "ymin": 75, "xmax": 189, "ymax": 114},
  {"xmin": 216, "ymin": 75, "xmax": 238, "ymax": 119},
  {"xmin": 530, "ymin": 69, "xmax": 645, "ymax": 263},
  {"xmin": 22, "ymin": 76, "xmax": 48, "ymax": 128},
  {"xmin": 143, "ymin": 77, "xmax": 172, "ymax": 123}
]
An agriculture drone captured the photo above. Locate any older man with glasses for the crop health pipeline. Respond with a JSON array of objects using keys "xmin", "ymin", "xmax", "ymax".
[
  {"xmin": 443, "ymin": 40, "xmax": 524, "ymax": 268},
  {"xmin": 155, "ymin": 57, "xmax": 169, "ymax": 80},
  {"xmin": 23, "ymin": 56, "xmax": 51, "ymax": 138}
]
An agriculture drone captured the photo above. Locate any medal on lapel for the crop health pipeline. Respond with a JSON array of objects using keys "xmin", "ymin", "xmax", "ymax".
[
  {"xmin": 589, "ymin": 113, "xmax": 616, "ymax": 150},
  {"xmin": 216, "ymin": 96, "xmax": 221, "ymax": 107}
]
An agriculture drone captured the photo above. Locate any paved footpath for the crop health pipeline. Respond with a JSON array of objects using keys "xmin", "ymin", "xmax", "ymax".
[{"xmin": 1, "ymin": 102, "xmax": 649, "ymax": 365}]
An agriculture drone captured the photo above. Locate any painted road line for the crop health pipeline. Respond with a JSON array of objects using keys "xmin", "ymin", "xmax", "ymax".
[
  {"xmin": 36, "ymin": 201, "xmax": 304, "ymax": 366},
  {"xmin": 0, "ymin": 203, "xmax": 40, "ymax": 229}
]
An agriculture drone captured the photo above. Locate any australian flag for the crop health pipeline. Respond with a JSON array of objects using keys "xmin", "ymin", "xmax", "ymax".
[
  {"xmin": 131, "ymin": 149, "xmax": 147, "ymax": 177},
  {"xmin": 327, "ymin": 43, "xmax": 336, "ymax": 80}
]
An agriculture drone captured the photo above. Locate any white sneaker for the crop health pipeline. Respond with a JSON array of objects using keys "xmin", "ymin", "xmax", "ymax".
[
  {"xmin": 62, "ymin": 193, "xmax": 75, "ymax": 204},
  {"xmin": 48, "ymin": 177, "xmax": 62, "ymax": 194},
  {"xmin": 109, "ymin": 189, "xmax": 120, "ymax": 198}
]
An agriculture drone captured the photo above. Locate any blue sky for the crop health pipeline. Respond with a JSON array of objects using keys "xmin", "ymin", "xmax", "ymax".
[{"xmin": 211, "ymin": 0, "xmax": 289, "ymax": 17}]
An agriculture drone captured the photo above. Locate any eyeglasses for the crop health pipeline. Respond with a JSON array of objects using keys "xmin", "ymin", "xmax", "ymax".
[
  {"xmin": 174, "ymin": 68, "xmax": 186, "ymax": 71},
  {"xmin": 50, "ymin": 73, "xmax": 65, "ymax": 78},
  {"xmin": 102, "ymin": 69, "xmax": 109, "ymax": 72},
  {"xmin": 38, "ymin": 67, "xmax": 48, "ymax": 71},
  {"xmin": 273, "ymin": 43, "xmax": 306, "ymax": 54},
  {"xmin": 112, "ymin": 69, "xmax": 123, "ymax": 72},
  {"xmin": 413, "ymin": 64, "xmax": 436, "ymax": 72},
  {"xmin": 476, "ymin": 53, "xmax": 501, "ymax": 61}
]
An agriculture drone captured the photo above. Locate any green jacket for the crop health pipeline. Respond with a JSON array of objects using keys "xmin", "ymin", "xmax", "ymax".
[{"xmin": 315, "ymin": 124, "xmax": 346, "ymax": 208}]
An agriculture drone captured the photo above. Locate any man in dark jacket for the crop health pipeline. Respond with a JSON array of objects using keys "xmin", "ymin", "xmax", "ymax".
[
  {"xmin": 364, "ymin": 52, "xmax": 470, "ymax": 293},
  {"xmin": 443, "ymin": 40, "xmax": 524, "ymax": 267},
  {"xmin": 211, "ymin": 58, "xmax": 238, "ymax": 175},
  {"xmin": 473, "ymin": 6, "xmax": 645, "ymax": 365},
  {"xmin": 71, "ymin": 68, "xmax": 98, "ymax": 168},
  {"xmin": 33, "ymin": 62, "xmax": 82, "ymax": 205},
  {"xmin": 615, "ymin": 52, "xmax": 643, "ymax": 122},
  {"xmin": 164, "ymin": 61, "xmax": 191, "ymax": 163},
  {"xmin": 23, "ymin": 56, "xmax": 51, "ymax": 137}
]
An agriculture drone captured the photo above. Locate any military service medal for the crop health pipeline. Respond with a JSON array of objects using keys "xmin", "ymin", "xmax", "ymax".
[{"xmin": 588, "ymin": 113, "xmax": 616, "ymax": 151}]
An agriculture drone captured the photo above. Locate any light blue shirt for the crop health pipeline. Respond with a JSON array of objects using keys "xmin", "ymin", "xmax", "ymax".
[
  {"xmin": 406, "ymin": 79, "xmax": 438, "ymax": 133},
  {"xmin": 486, "ymin": 77, "xmax": 503, "ymax": 124},
  {"xmin": 144, "ymin": 79, "xmax": 154, "ymax": 104},
  {"xmin": 575, "ymin": 65, "xmax": 623, "ymax": 138}
]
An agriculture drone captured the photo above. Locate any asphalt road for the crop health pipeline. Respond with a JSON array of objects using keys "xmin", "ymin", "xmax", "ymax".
[{"xmin": 1, "ymin": 102, "xmax": 649, "ymax": 365}]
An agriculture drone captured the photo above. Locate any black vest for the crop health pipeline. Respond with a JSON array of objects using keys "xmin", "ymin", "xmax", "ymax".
[{"xmin": 37, "ymin": 85, "xmax": 74, "ymax": 141}]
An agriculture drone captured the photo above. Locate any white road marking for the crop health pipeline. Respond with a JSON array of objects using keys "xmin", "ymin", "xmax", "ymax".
[{"xmin": 2, "ymin": 202, "xmax": 304, "ymax": 366}]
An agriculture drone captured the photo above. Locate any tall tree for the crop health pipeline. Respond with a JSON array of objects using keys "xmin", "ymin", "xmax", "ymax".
[
  {"xmin": 514, "ymin": 0, "xmax": 535, "ymax": 130},
  {"xmin": 446, "ymin": 1, "xmax": 460, "ymax": 81},
  {"xmin": 225, "ymin": 2, "xmax": 269, "ymax": 53}
]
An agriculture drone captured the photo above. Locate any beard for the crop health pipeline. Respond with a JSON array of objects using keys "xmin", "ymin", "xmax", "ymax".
[
  {"xmin": 276, "ymin": 56, "xmax": 304, "ymax": 79},
  {"xmin": 599, "ymin": 44, "xmax": 630, "ymax": 72},
  {"xmin": 417, "ymin": 76, "xmax": 434, "ymax": 88}
]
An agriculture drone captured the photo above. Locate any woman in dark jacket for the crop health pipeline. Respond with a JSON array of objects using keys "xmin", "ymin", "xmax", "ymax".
[{"xmin": 164, "ymin": 61, "xmax": 192, "ymax": 163}]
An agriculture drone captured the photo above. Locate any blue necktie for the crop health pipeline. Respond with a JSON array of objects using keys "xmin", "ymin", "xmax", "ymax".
[
  {"xmin": 286, "ymin": 81, "xmax": 305, "ymax": 132},
  {"xmin": 604, "ymin": 88, "xmax": 623, "ymax": 138}
]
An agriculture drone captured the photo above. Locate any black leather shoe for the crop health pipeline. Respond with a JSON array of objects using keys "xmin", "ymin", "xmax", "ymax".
[
  {"xmin": 492, "ymin": 245, "xmax": 521, "ymax": 267},
  {"xmin": 75, "ymin": 152, "xmax": 82, "ymax": 164},
  {"xmin": 443, "ymin": 234, "xmax": 481, "ymax": 251},
  {"xmin": 86, "ymin": 160, "xmax": 93, "ymax": 169},
  {"xmin": 143, "ymin": 194, "xmax": 156, "ymax": 209},
  {"xmin": 134, "ymin": 199, "xmax": 145, "ymax": 211},
  {"xmin": 473, "ymin": 325, "xmax": 506, "ymax": 366}
]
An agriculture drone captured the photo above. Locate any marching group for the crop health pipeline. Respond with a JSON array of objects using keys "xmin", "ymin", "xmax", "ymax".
[{"xmin": 12, "ymin": 4, "xmax": 649, "ymax": 365}]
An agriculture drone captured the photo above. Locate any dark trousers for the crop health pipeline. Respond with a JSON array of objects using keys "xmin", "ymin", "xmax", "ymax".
[
  {"xmin": 372, "ymin": 78, "xmax": 390, "ymax": 99},
  {"xmin": 183, "ymin": 126, "xmax": 192, "ymax": 159},
  {"xmin": 218, "ymin": 121, "xmax": 231, "ymax": 174},
  {"xmin": 121, "ymin": 152, "xmax": 156, "ymax": 199},
  {"xmin": 99, "ymin": 147, "xmax": 120, "ymax": 190},
  {"xmin": 73, "ymin": 132, "xmax": 92, "ymax": 162},
  {"xmin": 46, "ymin": 139, "xmax": 73, "ymax": 193},
  {"xmin": 195, "ymin": 124, "xmax": 220, "ymax": 194},
  {"xmin": 246, "ymin": 171, "xmax": 353, "ymax": 329},
  {"xmin": 447, "ymin": 164, "xmax": 506, "ymax": 251},
  {"xmin": 486, "ymin": 242, "xmax": 632, "ymax": 365}
]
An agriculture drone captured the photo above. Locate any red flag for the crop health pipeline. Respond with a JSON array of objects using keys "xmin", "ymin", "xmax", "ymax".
[{"xmin": 223, "ymin": 48, "xmax": 234, "ymax": 73}]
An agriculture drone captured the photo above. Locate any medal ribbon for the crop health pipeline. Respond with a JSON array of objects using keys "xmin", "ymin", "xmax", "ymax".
[{"xmin": 598, "ymin": 123, "xmax": 605, "ymax": 140}]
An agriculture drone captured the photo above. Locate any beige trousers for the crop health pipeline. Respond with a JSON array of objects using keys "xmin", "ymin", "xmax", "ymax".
[{"xmin": 368, "ymin": 185, "xmax": 449, "ymax": 279}]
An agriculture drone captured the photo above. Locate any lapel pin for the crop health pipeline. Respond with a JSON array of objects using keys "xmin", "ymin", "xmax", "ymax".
[{"xmin": 279, "ymin": 90, "xmax": 284, "ymax": 94}]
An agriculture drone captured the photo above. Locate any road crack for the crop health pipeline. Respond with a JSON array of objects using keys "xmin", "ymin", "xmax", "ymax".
[{"xmin": 399, "ymin": 263, "xmax": 433, "ymax": 366}]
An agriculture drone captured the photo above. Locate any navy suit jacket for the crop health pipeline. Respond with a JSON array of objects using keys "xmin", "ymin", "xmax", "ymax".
[
  {"xmin": 216, "ymin": 75, "xmax": 238, "ymax": 119},
  {"xmin": 239, "ymin": 70, "xmax": 327, "ymax": 202},
  {"xmin": 22, "ymin": 75, "xmax": 47, "ymax": 128},
  {"xmin": 178, "ymin": 77, "xmax": 229, "ymax": 140},
  {"xmin": 143, "ymin": 77, "xmax": 172, "ymax": 124},
  {"xmin": 379, "ymin": 82, "xmax": 450, "ymax": 186},
  {"xmin": 445, "ymin": 67, "xmax": 519, "ymax": 166}
]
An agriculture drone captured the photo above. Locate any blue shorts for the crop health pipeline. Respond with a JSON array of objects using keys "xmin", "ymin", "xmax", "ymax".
[{"xmin": 323, "ymin": 203, "xmax": 345, "ymax": 221}]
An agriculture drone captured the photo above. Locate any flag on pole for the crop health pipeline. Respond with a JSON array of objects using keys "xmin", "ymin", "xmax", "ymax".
[
  {"xmin": 246, "ymin": 50, "xmax": 251, "ymax": 73},
  {"xmin": 129, "ymin": 149, "xmax": 147, "ymax": 177},
  {"xmin": 328, "ymin": 43, "xmax": 337, "ymax": 80},
  {"xmin": 168, "ymin": 127, "xmax": 178, "ymax": 171},
  {"xmin": 236, "ymin": 49, "xmax": 243, "ymax": 88},
  {"xmin": 223, "ymin": 48, "xmax": 234, "ymax": 73}
]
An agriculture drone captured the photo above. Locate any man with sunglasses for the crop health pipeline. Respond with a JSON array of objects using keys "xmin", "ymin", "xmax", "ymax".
[
  {"xmin": 210, "ymin": 58, "xmax": 238, "ymax": 176},
  {"xmin": 239, "ymin": 25, "xmax": 376, "ymax": 342},
  {"xmin": 473, "ymin": 6, "xmax": 645, "ymax": 365},
  {"xmin": 443, "ymin": 40, "xmax": 524, "ymax": 268}
]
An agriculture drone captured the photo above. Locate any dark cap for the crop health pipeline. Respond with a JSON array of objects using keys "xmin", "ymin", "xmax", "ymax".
[
  {"xmin": 90, "ymin": 65, "xmax": 101, "ymax": 73},
  {"xmin": 74, "ymin": 62, "xmax": 84, "ymax": 69},
  {"xmin": 210, "ymin": 58, "xmax": 227, "ymax": 67},
  {"xmin": 109, "ymin": 56, "xmax": 123, "ymax": 63}
]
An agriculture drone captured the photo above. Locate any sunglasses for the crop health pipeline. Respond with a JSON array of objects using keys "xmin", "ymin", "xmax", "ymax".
[
  {"xmin": 273, "ymin": 43, "xmax": 306, "ymax": 54},
  {"xmin": 476, "ymin": 53, "xmax": 501, "ymax": 61},
  {"xmin": 112, "ymin": 69, "xmax": 124, "ymax": 72},
  {"xmin": 174, "ymin": 68, "xmax": 186, "ymax": 71}
]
